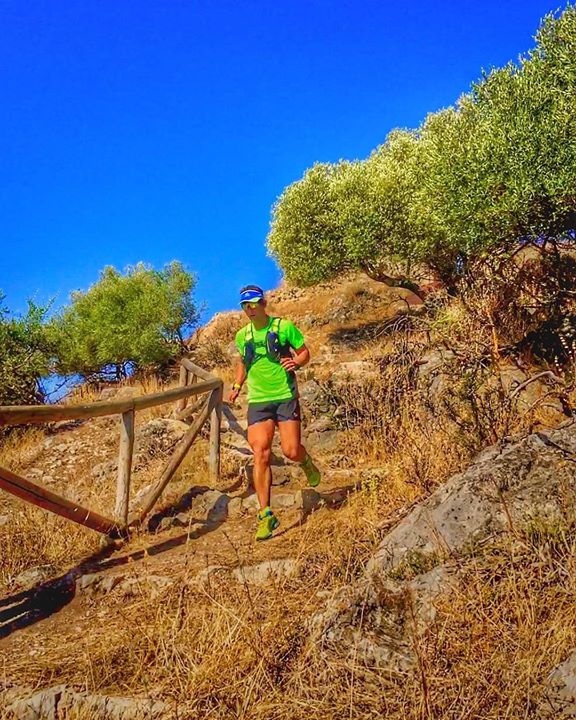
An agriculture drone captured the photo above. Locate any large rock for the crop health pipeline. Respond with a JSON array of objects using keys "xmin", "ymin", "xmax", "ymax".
[
  {"xmin": 312, "ymin": 423, "xmax": 576, "ymax": 671},
  {"xmin": 369, "ymin": 423, "xmax": 576, "ymax": 575},
  {"xmin": 134, "ymin": 418, "xmax": 189, "ymax": 468},
  {"xmin": 311, "ymin": 565, "xmax": 456, "ymax": 672}
]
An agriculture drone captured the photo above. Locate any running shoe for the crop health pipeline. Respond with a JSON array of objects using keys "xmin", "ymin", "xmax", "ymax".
[
  {"xmin": 255, "ymin": 507, "xmax": 280, "ymax": 541},
  {"xmin": 301, "ymin": 454, "xmax": 321, "ymax": 488}
]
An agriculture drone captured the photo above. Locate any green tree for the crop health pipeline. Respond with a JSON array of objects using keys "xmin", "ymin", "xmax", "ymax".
[
  {"xmin": 51, "ymin": 262, "xmax": 200, "ymax": 380},
  {"xmin": 0, "ymin": 295, "xmax": 53, "ymax": 406},
  {"xmin": 267, "ymin": 5, "xmax": 576, "ymax": 292}
]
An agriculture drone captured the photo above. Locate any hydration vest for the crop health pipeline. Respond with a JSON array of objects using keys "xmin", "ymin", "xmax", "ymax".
[{"xmin": 242, "ymin": 317, "xmax": 292, "ymax": 371}]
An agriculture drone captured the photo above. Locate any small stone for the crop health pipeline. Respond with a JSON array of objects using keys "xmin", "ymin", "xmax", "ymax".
[{"xmin": 13, "ymin": 564, "xmax": 57, "ymax": 589}]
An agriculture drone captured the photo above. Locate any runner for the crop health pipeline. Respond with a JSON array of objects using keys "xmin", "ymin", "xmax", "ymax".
[{"xmin": 229, "ymin": 284, "xmax": 321, "ymax": 541}]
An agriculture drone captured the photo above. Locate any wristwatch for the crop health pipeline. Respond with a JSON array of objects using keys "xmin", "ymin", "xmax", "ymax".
[{"xmin": 232, "ymin": 383, "xmax": 242, "ymax": 391}]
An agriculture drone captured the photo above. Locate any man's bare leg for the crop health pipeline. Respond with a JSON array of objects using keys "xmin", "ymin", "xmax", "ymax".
[
  {"xmin": 279, "ymin": 420, "xmax": 321, "ymax": 487},
  {"xmin": 277, "ymin": 420, "xmax": 306, "ymax": 463},
  {"xmin": 247, "ymin": 419, "xmax": 276, "ymax": 510}
]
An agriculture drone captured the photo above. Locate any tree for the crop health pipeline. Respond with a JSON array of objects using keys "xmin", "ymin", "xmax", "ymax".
[
  {"xmin": 267, "ymin": 5, "xmax": 576, "ymax": 292},
  {"xmin": 0, "ymin": 295, "xmax": 54, "ymax": 406},
  {"xmin": 50, "ymin": 262, "xmax": 200, "ymax": 381}
]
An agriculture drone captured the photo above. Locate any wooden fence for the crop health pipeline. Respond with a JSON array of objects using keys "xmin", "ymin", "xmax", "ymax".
[{"xmin": 0, "ymin": 359, "xmax": 223, "ymax": 538}]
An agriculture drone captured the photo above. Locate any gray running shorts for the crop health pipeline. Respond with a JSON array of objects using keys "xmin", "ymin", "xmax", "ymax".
[{"xmin": 247, "ymin": 398, "xmax": 301, "ymax": 426}]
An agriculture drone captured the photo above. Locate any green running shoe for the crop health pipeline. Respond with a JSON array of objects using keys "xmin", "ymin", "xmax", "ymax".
[
  {"xmin": 301, "ymin": 454, "xmax": 321, "ymax": 488},
  {"xmin": 255, "ymin": 507, "xmax": 280, "ymax": 541}
]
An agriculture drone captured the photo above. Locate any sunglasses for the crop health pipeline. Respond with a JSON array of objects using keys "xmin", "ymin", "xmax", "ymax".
[{"xmin": 242, "ymin": 300, "xmax": 261, "ymax": 309}]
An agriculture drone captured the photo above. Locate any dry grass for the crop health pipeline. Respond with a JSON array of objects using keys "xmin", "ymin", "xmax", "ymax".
[{"xmin": 4, "ymin": 501, "xmax": 575, "ymax": 719}]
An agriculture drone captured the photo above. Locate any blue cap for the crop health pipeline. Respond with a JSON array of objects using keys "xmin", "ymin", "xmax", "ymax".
[{"xmin": 239, "ymin": 286, "xmax": 264, "ymax": 305}]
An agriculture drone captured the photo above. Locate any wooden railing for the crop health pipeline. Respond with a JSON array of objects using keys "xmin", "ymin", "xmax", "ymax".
[{"xmin": 0, "ymin": 359, "xmax": 223, "ymax": 538}]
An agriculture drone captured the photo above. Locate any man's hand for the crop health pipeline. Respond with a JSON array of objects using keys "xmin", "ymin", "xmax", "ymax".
[
  {"xmin": 229, "ymin": 388, "xmax": 240, "ymax": 403},
  {"xmin": 280, "ymin": 357, "xmax": 299, "ymax": 373}
]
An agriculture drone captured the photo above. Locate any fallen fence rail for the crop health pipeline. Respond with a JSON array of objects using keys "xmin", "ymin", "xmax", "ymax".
[{"xmin": 0, "ymin": 359, "xmax": 223, "ymax": 538}]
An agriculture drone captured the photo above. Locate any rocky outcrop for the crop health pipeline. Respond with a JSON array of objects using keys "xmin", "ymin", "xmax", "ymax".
[
  {"xmin": 539, "ymin": 650, "xmax": 576, "ymax": 718},
  {"xmin": 1, "ymin": 685, "xmax": 166, "ymax": 720},
  {"xmin": 312, "ymin": 423, "xmax": 576, "ymax": 671}
]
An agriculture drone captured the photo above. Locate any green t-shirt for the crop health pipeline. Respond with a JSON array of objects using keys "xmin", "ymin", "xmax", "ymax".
[{"xmin": 235, "ymin": 317, "xmax": 305, "ymax": 404}]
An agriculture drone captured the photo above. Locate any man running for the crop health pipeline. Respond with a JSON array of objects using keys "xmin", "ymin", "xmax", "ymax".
[{"xmin": 229, "ymin": 284, "xmax": 321, "ymax": 541}]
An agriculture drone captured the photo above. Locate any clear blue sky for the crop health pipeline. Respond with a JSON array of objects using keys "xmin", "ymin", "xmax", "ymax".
[{"xmin": 0, "ymin": 0, "xmax": 565, "ymax": 320}]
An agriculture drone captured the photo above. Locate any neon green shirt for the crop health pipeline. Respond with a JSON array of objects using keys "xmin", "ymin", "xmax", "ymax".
[{"xmin": 235, "ymin": 317, "xmax": 305, "ymax": 404}]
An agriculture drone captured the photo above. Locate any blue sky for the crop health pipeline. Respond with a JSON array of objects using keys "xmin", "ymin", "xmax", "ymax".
[{"xmin": 0, "ymin": 0, "xmax": 565, "ymax": 320}]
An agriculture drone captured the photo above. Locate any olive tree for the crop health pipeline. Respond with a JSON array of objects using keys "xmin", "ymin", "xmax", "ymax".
[{"xmin": 50, "ymin": 261, "xmax": 200, "ymax": 381}]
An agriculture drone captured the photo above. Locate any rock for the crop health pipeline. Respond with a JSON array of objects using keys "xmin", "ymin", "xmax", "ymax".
[
  {"xmin": 299, "ymin": 380, "xmax": 330, "ymax": 415},
  {"xmin": 232, "ymin": 559, "xmax": 298, "ymax": 585},
  {"xmin": 91, "ymin": 460, "xmax": 117, "ymax": 480},
  {"xmin": 369, "ymin": 424, "xmax": 576, "ymax": 576},
  {"xmin": 306, "ymin": 416, "xmax": 334, "ymax": 433},
  {"xmin": 195, "ymin": 560, "xmax": 298, "ymax": 587},
  {"xmin": 78, "ymin": 572, "xmax": 174, "ymax": 600},
  {"xmin": 0, "ymin": 515, "xmax": 9, "ymax": 527},
  {"xmin": 332, "ymin": 360, "xmax": 379, "ymax": 382},
  {"xmin": 311, "ymin": 424, "xmax": 576, "ymax": 672},
  {"xmin": 134, "ymin": 418, "xmax": 189, "ymax": 467},
  {"xmin": 305, "ymin": 430, "xmax": 340, "ymax": 453},
  {"xmin": 78, "ymin": 573, "xmax": 125, "ymax": 597},
  {"xmin": 13, "ymin": 564, "xmax": 56, "ymax": 590},
  {"xmin": 2, "ymin": 684, "xmax": 166, "ymax": 719},
  {"xmin": 244, "ymin": 464, "xmax": 298, "ymax": 487},
  {"xmin": 310, "ymin": 565, "xmax": 455, "ymax": 672},
  {"xmin": 194, "ymin": 565, "xmax": 228, "ymax": 585},
  {"xmin": 190, "ymin": 489, "xmax": 228, "ymax": 523},
  {"xmin": 539, "ymin": 650, "xmax": 576, "ymax": 718}
]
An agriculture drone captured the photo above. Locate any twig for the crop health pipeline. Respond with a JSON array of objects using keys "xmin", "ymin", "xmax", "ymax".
[{"xmin": 509, "ymin": 371, "xmax": 564, "ymax": 399}]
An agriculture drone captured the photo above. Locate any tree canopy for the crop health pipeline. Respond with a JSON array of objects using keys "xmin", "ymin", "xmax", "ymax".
[
  {"xmin": 0, "ymin": 296, "xmax": 53, "ymax": 406},
  {"xmin": 267, "ymin": 6, "xmax": 576, "ymax": 289},
  {"xmin": 50, "ymin": 261, "xmax": 200, "ymax": 380}
]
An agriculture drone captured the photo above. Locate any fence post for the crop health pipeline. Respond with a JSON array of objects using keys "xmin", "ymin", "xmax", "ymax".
[
  {"xmin": 175, "ymin": 363, "xmax": 189, "ymax": 415},
  {"xmin": 209, "ymin": 383, "xmax": 223, "ymax": 482},
  {"xmin": 115, "ymin": 409, "xmax": 135, "ymax": 526}
]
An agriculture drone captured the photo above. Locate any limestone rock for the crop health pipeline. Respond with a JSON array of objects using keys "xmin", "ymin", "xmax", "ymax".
[
  {"xmin": 368, "ymin": 424, "xmax": 576, "ymax": 576},
  {"xmin": 232, "ymin": 559, "xmax": 298, "ymax": 585},
  {"xmin": 2, "ymin": 684, "xmax": 166, "ymax": 720},
  {"xmin": 310, "ymin": 565, "xmax": 455, "ymax": 672},
  {"xmin": 539, "ymin": 650, "xmax": 576, "ymax": 718},
  {"xmin": 13, "ymin": 565, "xmax": 56, "ymax": 590},
  {"xmin": 190, "ymin": 489, "xmax": 228, "ymax": 522}
]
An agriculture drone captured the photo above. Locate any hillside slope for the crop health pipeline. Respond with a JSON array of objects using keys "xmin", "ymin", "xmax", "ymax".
[{"xmin": 1, "ymin": 273, "xmax": 575, "ymax": 719}]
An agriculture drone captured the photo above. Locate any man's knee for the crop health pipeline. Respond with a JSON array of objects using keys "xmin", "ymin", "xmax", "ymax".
[
  {"xmin": 282, "ymin": 443, "xmax": 301, "ymax": 462},
  {"xmin": 252, "ymin": 444, "xmax": 272, "ymax": 465}
]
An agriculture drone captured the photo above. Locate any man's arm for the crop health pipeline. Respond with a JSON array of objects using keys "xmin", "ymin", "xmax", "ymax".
[{"xmin": 229, "ymin": 359, "xmax": 247, "ymax": 403}]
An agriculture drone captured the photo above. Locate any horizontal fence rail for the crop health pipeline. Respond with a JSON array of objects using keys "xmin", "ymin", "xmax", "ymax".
[{"xmin": 0, "ymin": 360, "xmax": 223, "ymax": 538}]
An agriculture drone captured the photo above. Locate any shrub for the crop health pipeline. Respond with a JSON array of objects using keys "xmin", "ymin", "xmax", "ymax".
[
  {"xmin": 0, "ymin": 295, "xmax": 53, "ymax": 406},
  {"xmin": 50, "ymin": 262, "xmax": 200, "ymax": 381}
]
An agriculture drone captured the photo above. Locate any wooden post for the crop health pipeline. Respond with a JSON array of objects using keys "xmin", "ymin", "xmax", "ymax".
[
  {"xmin": 209, "ymin": 383, "xmax": 223, "ymax": 483},
  {"xmin": 115, "ymin": 409, "xmax": 135, "ymax": 525},
  {"xmin": 129, "ymin": 394, "xmax": 214, "ymax": 526},
  {"xmin": 175, "ymin": 363, "xmax": 189, "ymax": 414},
  {"xmin": 0, "ymin": 465, "xmax": 119, "ymax": 536}
]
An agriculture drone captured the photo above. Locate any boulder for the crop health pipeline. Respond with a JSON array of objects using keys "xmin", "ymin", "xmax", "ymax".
[
  {"xmin": 539, "ymin": 650, "xmax": 576, "ymax": 718},
  {"xmin": 312, "ymin": 423, "xmax": 576, "ymax": 671},
  {"xmin": 369, "ymin": 423, "xmax": 576, "ymax": 576},
  {"xmin": 310, "ymin": 565, "xmax": 456, "ymax": 672}
]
